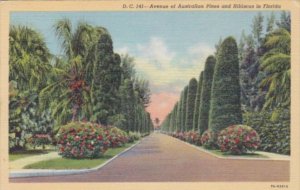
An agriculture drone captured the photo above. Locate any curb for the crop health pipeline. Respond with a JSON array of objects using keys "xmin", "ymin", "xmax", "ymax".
[
  {"xmin": 167, "ymin": 134, "xmax": 290, "ymax": 161},
  {"xmin": 9, "ymin": 140, "xmax": 142, "ymax": 178}
]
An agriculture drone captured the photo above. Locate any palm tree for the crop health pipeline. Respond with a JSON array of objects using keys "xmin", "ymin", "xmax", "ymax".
[
  {"xmin": 9, "ymin": 25, "xmax": 51, "ymax": 90},
  {"xmin": 40, "ymin": 19, "xmax": 107, "ymax": 124},
  {"xmin": 260, "ymin": 28, "xmax": 290, "ymax": 111}
]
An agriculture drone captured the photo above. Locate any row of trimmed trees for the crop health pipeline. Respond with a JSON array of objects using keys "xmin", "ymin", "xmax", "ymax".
[
  {"xmin": 161, "ymin": 12, "xmax": 291, "ymax": 154},
  {"xmin": 161, "ymin": 37, "xmax": 241, "ymax": 135},
  {"xmin": 9, "ymin": 20, "xmax": 154, "ymax": 150}
]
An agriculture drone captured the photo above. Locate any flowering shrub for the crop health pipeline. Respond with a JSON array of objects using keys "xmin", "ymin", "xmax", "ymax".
[
  {"xmin": 184, "ymin": 131, "xmax": 201, "ymax": 146},
  {"xmin": 28, "ymin": 134, "xmax": 52, "ymax": 149},
  {"xmin": 171, "ymin": 131, "xmax": 183, "ymax": 140},
  {"xmin": 201, "ymin": 130, "xmax": 218, "ymax": 149},
  {"xmin": 128, "ymin": 132, "xmax": 141, "ymax": 143},
  {"xmin": 169, "ymin": 131, "xmax": 201, "ymax": 145},
  {"xmin": 57, "ymin": 122, "xmax": 109, "ymax": 159},
  {"xmin": 105, "ymin": 127, "xmax": 128, "ymax": 148},
  {"xmin": 217, "ymin": 125, "xmax": 260, "ymax": 155}
]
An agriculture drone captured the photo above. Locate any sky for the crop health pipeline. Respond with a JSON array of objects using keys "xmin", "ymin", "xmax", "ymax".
[{"xmin": 11, "ymin": 11, "xmax": 281, "ymax": 123}]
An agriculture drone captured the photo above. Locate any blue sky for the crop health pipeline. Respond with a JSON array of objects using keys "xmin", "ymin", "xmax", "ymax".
[
  {"xmin": 10, "ymin": 11, "xmax": 281, "ymax": 120},
  {"xmin": 11, "ymin": 11, "xmax": 277, "ymax": 56},
  {"xmin": 11, "ymin": 11, "xmax": 280, "ymax": 89}
]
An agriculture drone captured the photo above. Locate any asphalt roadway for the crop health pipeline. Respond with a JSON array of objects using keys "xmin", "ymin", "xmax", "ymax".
[{"xmin": 10, "ymin": 133, "xmax": 289, "ymax": 182}]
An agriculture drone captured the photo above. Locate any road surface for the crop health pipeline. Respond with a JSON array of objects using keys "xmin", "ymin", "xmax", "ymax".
[{"xmin": 10, "ymin": 133, "xmax": 289, "ymax": 182}]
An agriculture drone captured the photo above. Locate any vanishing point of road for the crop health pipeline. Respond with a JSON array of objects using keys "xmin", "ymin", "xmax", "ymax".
[{"xmin": 11, "ymin": 133, "xmax": 289, "ymax": 182}]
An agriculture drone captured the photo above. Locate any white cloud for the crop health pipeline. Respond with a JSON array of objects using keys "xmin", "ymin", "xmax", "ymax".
[
  {"xmin": 128, "ymin": 38, "xmax": 214, "ymax": 94},
  {"xmin": 136, "ymin": 37, "xmax": 175, "ymax": 68},
  {"xmin": 115, "ymin": 46, "xmax": 130, "ymax": 56},
  {"xmin": 188, "ymin": 43, "xmax": 215, "ymax": 68}
]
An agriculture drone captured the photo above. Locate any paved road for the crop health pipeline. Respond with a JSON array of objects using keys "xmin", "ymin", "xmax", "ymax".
[{"xmin": 10, "ymin": 133, "xmax": 289, "ymax": 182}]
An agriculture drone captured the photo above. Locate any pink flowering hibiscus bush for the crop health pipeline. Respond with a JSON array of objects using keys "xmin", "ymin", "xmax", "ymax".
[
  {"xmin": 27, "ymin": 134, "xmax": 52, "ymax": 149},
  {"xmin": 171, "ymin": 131, "xmax": 185, "ymax": 141},
  {"xmin": 57, "ymin": 122, "xmax": 109, "ymax": 159},
  {"xmin": 105, "ymin": 127, "xmax": 128, "ymax": 148},
  {"xmin": 170, "ymin": 131, "xmax": 201, "ymax": 145},
  {"xmin": 184, "ymin": 131, "xmax": 201, "ymax": 146},
  {"xmin": 217, "ymin": 125, "xmax": 260, "ymax": 155},
  {"xmin": 201, "ymin": 130, "xmax": 218, "ymax": 149}
]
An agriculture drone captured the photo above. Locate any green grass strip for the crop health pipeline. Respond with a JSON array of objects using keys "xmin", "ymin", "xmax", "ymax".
[
  {"xmin": 205, "ymin": 148, "xmax": 268, "ymax": 158},
  {"xmin": 24, "ymin": 142, "xmax": 136, "ymax": 169},
  {"xmin": 9, "ymin": 150, "xmax": 55, "ymax": 161}
]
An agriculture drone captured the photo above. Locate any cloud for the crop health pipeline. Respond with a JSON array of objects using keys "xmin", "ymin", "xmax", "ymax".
[
  {"xmin": 188, "ymin": 43, "xmax": 215, "ymax": 69},
  {"xmin": 132, "ymin": 38, "xmax": 214, "ymax": 94},
  {"xmin": 115, "ymin": 46, "xmax": 130, "ymax": 56},
  {"xmin": 136, "ymin": 37, "xmax": 175, "ymax": 67},
  {"xmin": 134, "ymin": 57, "xmax": 201, "ymax": 91}
]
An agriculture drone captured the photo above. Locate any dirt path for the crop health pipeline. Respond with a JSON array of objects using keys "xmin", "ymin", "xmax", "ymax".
[{"xmin": 10, "ymin": 133, "xmax": 289, "ymax": 182}]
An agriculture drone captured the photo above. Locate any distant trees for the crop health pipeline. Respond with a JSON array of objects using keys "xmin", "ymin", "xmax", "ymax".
[
  {"xmin": 154, "ymin": 118, "xmax": 160, "ymax": 128},
  {"xmin": 181, "ymin": 86, "xmax": 189, "ymax": 131},
  {"xmin": 176, "ymin": 90, "xmax": 184, "ymax": 131},
  {"xmin": 118, "ymin": 79, "xmax": 135, "ymax": 131}
]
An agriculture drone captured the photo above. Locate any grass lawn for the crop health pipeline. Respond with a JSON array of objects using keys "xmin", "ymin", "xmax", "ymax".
[
  {"xmin": 9, "ymin": 149, "xmax": 56, "ymax": 161},
  {"xmin": 24, "ymin": 142, "xmax": 137, "ymax": 169},
  {"xmin": 205, "ymin": 148, "xmax": 268, "ymax": 158}
]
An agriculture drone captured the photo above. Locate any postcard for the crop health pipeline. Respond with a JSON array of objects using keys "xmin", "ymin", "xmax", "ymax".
[{"xmin": 0, "ymin": 1, "xmax": 299, "ymax": 190}]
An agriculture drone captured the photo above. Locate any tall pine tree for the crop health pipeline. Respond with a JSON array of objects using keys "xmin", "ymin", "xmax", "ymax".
[
  {"xmin": 198, "ymin": 56, "xmax": 215, "ymax": 134},
  {"xmin": 209, "ymin": 37, "xmax": 242, "ymax": 132},
  {"xmin": 185, "ymin": 78, "xmax": 198, "ymax": 131},
  {"xmin": 181, "ymin": 86, "xmax": 188, "ymax": 132},
  {"xmin": 92, "ymin": 34, "xmax": 121, "ymax": 125},
  {"xmin": 193, "ymin": 72, "xmax": 203, "ymax": 131}
]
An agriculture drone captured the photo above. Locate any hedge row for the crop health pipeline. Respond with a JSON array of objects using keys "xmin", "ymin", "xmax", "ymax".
[
  {"xmin": 56, "ymin": 122, "xmax": 142, "ymax": 159},
  {"xmin": 166, "ymin": 124, "xmax": 260, "ymax": 155}
]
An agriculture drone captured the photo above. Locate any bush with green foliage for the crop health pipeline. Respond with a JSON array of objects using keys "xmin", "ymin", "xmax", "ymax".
[
  {"xmin": 127, "ymin": 131, "xmax": 141, "ymax": 143},
  {"xmin": 57, "ymin": 122, "xmax": 109, "ymax": 159},
  {"xmin": 9, "ymin": 83, "xmax": 54, "ymax": 151},
  {"xmin": 201, "ymin": 130, "xmax": 218, "ymax": 149},
  {"xmin": 217, "ymin": 125, "xmax": 260, "ymax": 155},
  {"xmin": 243, "ymin": 110, "xmax": 290, "ymax": 155}
]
